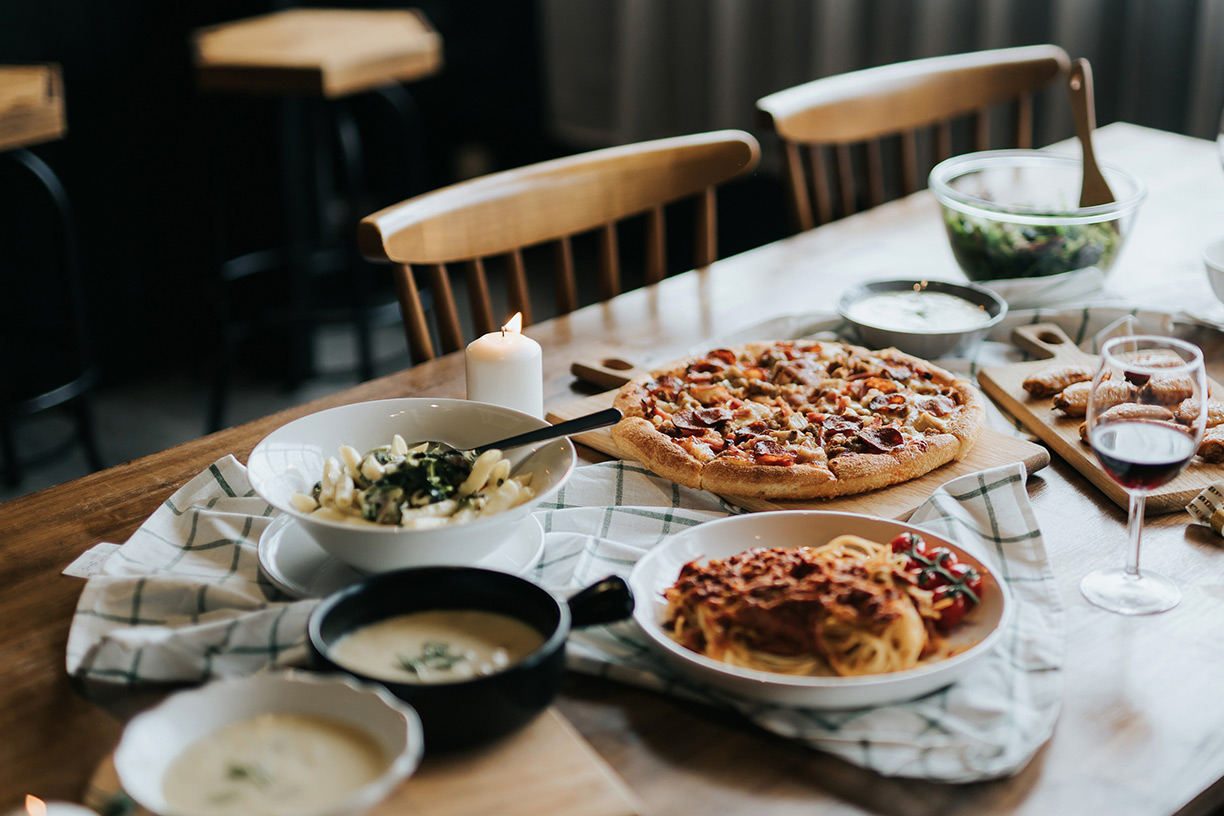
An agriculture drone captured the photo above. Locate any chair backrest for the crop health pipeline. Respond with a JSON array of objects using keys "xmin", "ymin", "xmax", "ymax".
[
  {"xmin": 358, "ymin": 129, "xmax": 760, "ymax": 363},
  {"xmin": 756, "ymin": 44, "xmax": 1070, "ymax": 232}
]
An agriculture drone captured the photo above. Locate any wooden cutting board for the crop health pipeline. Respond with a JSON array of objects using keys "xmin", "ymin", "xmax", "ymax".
[
  {"xmin": 85, "ymin": 708, "xmax": 641, "ymax": 816},
  {"xmin": 552, "ymin": 368, "xmax": 1050, "ymax": 520},
  {"xmin": 977, "ymin": 323, "xmax": 1224, "ymax": 516}
]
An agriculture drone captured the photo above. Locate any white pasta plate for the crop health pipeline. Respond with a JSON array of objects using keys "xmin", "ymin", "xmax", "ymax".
[
  {"xmin": 628, "ymin": 510, "xmax": 1012, "ymax": 709},
  {"xmin": 248, "ymin": 398, "xmax": 575, "ymax": 573}
]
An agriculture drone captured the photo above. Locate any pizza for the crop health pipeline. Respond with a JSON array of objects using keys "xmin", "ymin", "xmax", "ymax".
[{"xmin": 610, "ymin": 340, "xmax": 985, "ymax": 499}]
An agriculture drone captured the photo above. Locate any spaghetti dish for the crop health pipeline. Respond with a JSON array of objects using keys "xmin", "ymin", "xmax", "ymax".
[{"xmin": 663, "ymin": 532, "xmax": 985, "ymax": 677}]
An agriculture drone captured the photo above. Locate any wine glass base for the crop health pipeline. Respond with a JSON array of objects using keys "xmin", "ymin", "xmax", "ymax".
[{"xmin": 1080, "ymin": 567, "xmax": 1181, "ymax": 615}]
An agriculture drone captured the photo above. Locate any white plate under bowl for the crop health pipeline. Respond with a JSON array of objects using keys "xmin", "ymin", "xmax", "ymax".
[
  {"xmin": 259, "ymin": 513, "xmax": 546, "ymax": 599},
  {"xmin": 628, "ymin": 510, "xmax": 1011, "ymax": 709}
]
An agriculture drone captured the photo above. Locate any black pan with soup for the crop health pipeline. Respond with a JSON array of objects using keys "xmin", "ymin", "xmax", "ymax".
[
  {"xmin": 329, "ymin": 609, "xmax": 547, "ymax": 685},
  {"xmin": 308, "ymin": 567, "xmax": 634, "ymax": 750}
]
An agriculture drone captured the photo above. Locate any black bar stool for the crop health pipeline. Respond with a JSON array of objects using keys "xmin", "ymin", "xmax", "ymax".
[
  {"xmin": 191, "ymin": 8, "xmax": 442, "ymax": 431},
  {"xmin": 0, "ymin": 63, "xmax": 104, "ymax": 488}
]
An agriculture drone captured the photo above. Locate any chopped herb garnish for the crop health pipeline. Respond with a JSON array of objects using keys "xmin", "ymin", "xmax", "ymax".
[
  {"xmin": 398, "ymin": 641, "xmax": 468, "ymax": 675},
  {"xmin": 225, "ymin": 761, "xmax": 272, "ymax": 791}
]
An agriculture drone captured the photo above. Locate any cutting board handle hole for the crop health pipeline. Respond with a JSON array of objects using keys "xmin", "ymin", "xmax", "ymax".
[
  {"xmin": 601, "ymin": 358, "xmax": 635, "ymax": 371},
  {"xmin": 1036, "ymin": 331, "xmax": 1067, "ymax": 346}
]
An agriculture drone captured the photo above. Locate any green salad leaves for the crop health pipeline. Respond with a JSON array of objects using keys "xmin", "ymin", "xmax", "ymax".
[{"xmin": 944, "ymin": 210, "xmax": 1122, "ymax": 280}]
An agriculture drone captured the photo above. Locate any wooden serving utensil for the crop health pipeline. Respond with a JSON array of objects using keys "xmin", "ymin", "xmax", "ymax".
[{"xmin": 1068, "ymin": 57, "xmax": 1116, "ymax": 207}]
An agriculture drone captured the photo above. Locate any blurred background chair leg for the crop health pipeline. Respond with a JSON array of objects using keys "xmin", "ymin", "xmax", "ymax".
[
  {"xmin": 1, "ymin": 146, "xmax": 105, "ymax": 482},
  {"xmin": 1, "ymin": 408, "xmax": 19, "ymax": 488},
  {"xmin": 71, "ymin": 391, "xmax": 104, "ymax": 472},
  {"xmin": 333, "ymin": 97, "xmax": 376, "ymax": 383}
]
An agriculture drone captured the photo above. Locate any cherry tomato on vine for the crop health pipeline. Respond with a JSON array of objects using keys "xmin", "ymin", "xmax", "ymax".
[
  {"xmin": 946, "ymin": 561, "xmax": 983, "ymax": 597},
  {"xmin": 889, "ymin": 532, "xmax": 915, "ymax": 553},
  {"xmin": 934, "ymin": 586, "xmax": 968, "ymax": 631},
  {"xmin": 890, "ymin": 532, "xmax": 930, "ymax": 557}
]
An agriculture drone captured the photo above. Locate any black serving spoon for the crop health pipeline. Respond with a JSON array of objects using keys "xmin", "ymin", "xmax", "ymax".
[{"xmin": 426, "ymin": 407, "xmax": 622, "ymax": 456}]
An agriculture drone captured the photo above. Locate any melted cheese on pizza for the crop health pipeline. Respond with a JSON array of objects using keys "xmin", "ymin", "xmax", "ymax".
[{"xmin": 636, "ymin": 341, "xmax": 965, "ymax": 466}]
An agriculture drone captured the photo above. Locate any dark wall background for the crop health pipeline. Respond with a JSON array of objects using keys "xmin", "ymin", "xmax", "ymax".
[{"xmin": 0, "ymin": 0, "xmax": 577, "ymax": 383}]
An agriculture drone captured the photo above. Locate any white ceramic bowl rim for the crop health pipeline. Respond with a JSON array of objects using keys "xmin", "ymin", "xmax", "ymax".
[
  {"xmin": 836, "ymin": 277, "xmax": 1008, "ymax": 338},
  {"xmin": 114, "ymin": 670, "xmax": 423, "ymax": 816},
  {"xmin": 629, "ymin": 511, "xmax": 1013, "ymax": 701},
  {"xmin": 929, "ymin": 149, "xmax": 1147, "ymax": 223},
  {"xmin": 1203, "ymin": 235, "xmax": 1224, "ymax": 272}
]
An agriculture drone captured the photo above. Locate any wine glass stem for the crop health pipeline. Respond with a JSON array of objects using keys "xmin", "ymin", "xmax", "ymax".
[{"xmin": 1125, "ymin": 491, "xmax": 1147, "ymax": 578}]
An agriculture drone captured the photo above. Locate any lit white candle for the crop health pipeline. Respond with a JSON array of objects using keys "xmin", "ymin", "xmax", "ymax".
[
  {"xmin": 465, "ymin": 313, "xmax": 544, "ymax": 418},
  {"xmin": 9, "ymin": 796, "xmax": 99, "ymax": 816}
]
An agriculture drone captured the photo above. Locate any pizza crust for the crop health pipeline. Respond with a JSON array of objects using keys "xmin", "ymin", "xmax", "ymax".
[
  {"xmin": 944, "ymin": 379, "xmax": 986, "ymax": 457},
  {"xmin": 701, "ymin": 457, "xmax": 835, "ymax": 499},
  {"xmin": 610, "ymin": 417, "xmax": 703, "ymax": 488},
  {"xmin": 827, "ymin": 432, "xmax": 960, "ymax": 496}
]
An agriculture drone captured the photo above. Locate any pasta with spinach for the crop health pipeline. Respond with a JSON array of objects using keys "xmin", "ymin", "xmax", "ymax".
[{"xmin": 291, "ymin": 435, "xmax": 534, "ymax": 529}]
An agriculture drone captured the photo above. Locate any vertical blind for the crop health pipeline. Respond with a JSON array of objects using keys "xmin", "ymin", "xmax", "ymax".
[{"xmin": 541, "ymin": 0, "xmax": 1224, "ymax": 152}]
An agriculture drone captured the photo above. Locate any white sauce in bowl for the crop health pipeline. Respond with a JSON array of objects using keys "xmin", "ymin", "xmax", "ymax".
[
  {"xmin": 161, "ymin": 713, "xmax": 386, "ymax": 816},
  {"xmin": 846, "ymin": 290, "xmax": 992, "ymax": 332},
  {"xmin": 331, "ymin": 609, "xmax": 546, "ymax": 684}
]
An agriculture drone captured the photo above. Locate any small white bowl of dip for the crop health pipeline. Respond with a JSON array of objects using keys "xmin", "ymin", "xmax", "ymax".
[
  {"xmin": 837, "ymin": 278, "xmax": 1007, "ymax": 359},
  {"xmin": 114, "ymin": 671, "xmax": 423, "ymax": 816},
  {"xmin": 1204, "ymin": 235, "xmax": 1224, "ymax": 306}
]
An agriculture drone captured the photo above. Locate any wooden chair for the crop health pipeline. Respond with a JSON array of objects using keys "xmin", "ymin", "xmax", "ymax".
[
  {"xmin": 756, "ymin": 44, "xmax": 1070, "ymax": 233},
  {"xmin": 357, "ymin": 129, "xmax": 761, "ymax": 363}
]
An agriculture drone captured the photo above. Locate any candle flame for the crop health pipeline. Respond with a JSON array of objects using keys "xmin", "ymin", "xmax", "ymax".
[
  {"xmin": 501, "ymin": 312, "xmax": 523, "ymax": 335},
  {"xmin": 26, "ymin": 796, "xmax": 47, "ymax": 816}
]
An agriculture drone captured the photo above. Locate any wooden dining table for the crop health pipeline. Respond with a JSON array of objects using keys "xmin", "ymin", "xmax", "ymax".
[{"xmin": 4, "ymin": 122, "xmax": 1224, "ymax": 816}]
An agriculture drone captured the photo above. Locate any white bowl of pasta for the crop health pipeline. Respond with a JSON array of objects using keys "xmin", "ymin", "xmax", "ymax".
[
  {"xmin": 247, "ymin": 399, "xmax": 575, "ymax": 573},
  {"xmin": 628, "ymin": 510, "xmax": 1011, "ymax": 709}
]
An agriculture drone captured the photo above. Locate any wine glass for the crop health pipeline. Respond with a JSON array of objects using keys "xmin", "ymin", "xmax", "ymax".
[{"xmin": 1080, "ymin": 335, "xmax": 1208, "ymax": 615}]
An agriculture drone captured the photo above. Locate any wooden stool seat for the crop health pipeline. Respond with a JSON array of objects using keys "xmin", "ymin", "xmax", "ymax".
[
  {"xmin": 0, "ymin": 64, "xmax": 66, "ymax": 151},
  {"xmin": 192, "ymin": 8, "xmax": 442, "ymax": 98}
]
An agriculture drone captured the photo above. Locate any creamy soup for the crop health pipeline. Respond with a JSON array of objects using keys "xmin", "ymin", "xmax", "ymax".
[
  {"xmin": 846, "ymin": 290, "xmax": 992, "ymax": 332},
  {"xmin": 162, "ymin": 712, "xmax": 386, "ymax": 816},
  {"xmin": 331, "ymin": 609, "xmax": 546, "ymax": 684}
]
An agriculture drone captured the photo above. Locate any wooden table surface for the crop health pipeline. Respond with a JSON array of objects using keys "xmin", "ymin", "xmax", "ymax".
[{"xmin": 4, "ymin": 123, "xmax": 1224, "ymax": 815}]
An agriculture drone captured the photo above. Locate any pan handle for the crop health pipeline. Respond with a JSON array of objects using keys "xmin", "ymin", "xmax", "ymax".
[{"xmin": 567, "ymin": 575, "xmax": 635, "ymax": 628}]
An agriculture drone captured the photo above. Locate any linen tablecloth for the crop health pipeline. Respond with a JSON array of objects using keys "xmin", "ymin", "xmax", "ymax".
[{"xmin": 67, "ymin": 454, "xmax": 1061, "ymax": 784}]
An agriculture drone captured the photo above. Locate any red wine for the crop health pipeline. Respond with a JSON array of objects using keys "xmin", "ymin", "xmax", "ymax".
[{"xmin": 1090, "ymin": 421, "xmax": 1196, "ymax": 490}]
